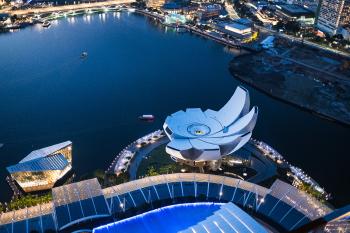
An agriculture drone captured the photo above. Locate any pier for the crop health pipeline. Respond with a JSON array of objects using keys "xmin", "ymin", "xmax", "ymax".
[{"xmin": 106, "ymin": 130, "xmax": 166, "ymax": 176}]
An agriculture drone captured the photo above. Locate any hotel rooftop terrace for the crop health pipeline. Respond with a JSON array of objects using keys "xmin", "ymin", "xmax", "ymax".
[{"xmin": 0, "ymin": 173, "xmax": 341, "ymax": 233}]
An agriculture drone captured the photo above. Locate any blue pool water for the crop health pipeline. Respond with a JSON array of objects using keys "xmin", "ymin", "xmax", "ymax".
[{"xmin": 93, "ymin": 203, "xmax": 223, "ymax": 233}]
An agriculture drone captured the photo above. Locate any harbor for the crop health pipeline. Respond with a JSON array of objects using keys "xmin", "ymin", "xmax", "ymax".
[
  {"xmin": 0, "ymin": 6, "xmax": 349, "ymax": 208},
  {"xmin": 1, "ymin": 3, "xmax": 263, "ymax": 54}
]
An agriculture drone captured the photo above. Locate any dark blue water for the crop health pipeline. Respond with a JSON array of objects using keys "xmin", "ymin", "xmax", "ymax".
[
  {"xmin": 93, "ymin": 202, "xmax": 222, "ymax": 233},
  {"xmin": 0, "ymin": 12, "xmax": 349, "ymax": 207}
]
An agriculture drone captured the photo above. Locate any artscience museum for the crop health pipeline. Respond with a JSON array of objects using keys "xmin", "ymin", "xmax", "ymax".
[{"xmin": 163, "ymin": 86, "xmax": 258, "ymax": 164}]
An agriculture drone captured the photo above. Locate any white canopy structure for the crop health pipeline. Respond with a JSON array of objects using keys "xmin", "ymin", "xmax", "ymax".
[{"xmin": 163, "ymin": 86, "xmax": 258, "ymax": 161}]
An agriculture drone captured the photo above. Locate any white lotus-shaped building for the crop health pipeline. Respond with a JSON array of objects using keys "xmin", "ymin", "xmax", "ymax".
[{"xmin": 163, "ymin": 86, "xmax": 258, "ymax": 162}]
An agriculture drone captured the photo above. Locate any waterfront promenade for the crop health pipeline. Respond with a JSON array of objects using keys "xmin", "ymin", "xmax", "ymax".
[
  {"xmin": 106, "ymin": 130, "xmax": 166, "ymax": 176},
  {"xmin": 0, "ymin": 0, "xmax": 135, "ymax": 16},
  {"xmin": 135, "ymin": 9, "xmax": 260, "ymax": 52}
]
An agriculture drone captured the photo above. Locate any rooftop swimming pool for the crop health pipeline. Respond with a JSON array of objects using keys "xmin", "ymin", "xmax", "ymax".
[{"xmin": 93, "ymin": 202, "xmax": 223, "ymax": 233}]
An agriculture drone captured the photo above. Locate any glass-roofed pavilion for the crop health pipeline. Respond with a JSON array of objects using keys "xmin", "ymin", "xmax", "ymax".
[{"xmin": 6, "ymin": 141, "xmax": 73, "ymax": 192}]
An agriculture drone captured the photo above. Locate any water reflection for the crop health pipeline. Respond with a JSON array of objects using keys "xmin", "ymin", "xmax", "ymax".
[
  {"xmin": 98, "ymin": 13, "xmax": 107, "ymax": 23},
  {"xmin": 51, "ymin": 20, "xmax": 59, "ymax": 26},
  {"xmin": 113, "ymin": 12, "xmax": 121, "ymax": 19},
  {"xmin": 83, "ymin": 14, "xmax": 92, "ymax": 24},
  {"xmin": 223, "ymin": 46, "xmax": 247, "ymax": 56},
  {"xmin": 33, "ymin": 23, "xmax": 44, "ymax": 32},
  {"xmin": 67, "ymin": 16, "xmax": 76, "ymax": 25}
]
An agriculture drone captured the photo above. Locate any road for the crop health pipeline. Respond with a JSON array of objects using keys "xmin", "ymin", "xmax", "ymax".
[
  {"xmin": 256, "ymin": 25, "xmax": 350, "ymax": 58},
  {"xmin": 224, "ymin": 2, "xmax": 239, "ymax": 20},
  {"xmin": 0, "ymin": 0, "xmax": 135, "ymax": 16}
]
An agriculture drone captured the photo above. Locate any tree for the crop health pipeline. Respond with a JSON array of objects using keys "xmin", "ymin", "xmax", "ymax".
[
  {"xmin": 146, "ymin": 166, "xmax": 159, "ymax": 177},
  {"xmin": 285, "ymin": 21, "xmax": 300, "ymax": 34},
  {"xmin": 93, "ymin": 169, "xmax": 106, "ymax": 185},
  {"xmin": 273, "ymin": 21, "xmax": 284, "ymax": 31}
]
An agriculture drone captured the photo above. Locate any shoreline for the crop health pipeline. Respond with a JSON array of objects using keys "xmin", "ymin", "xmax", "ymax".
[{"xmin": 0, "ymin": 0, "xmax": 134, "ymax": 16}]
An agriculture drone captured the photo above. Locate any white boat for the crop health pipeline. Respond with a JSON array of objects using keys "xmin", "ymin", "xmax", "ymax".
[
  {"xmin": 127, "ymin": 8, "xmax": 136, "ymax": 12},
  {"xmin": 4, "ymin": 24, "xmax": 20, "ymax": 29},
  {"xmin": 107, "ymin": 5, "xmax": 120, "ymax": 11},
  {"xmin": 80, "ymin": 51, "xmax": 88, "ymax": 59},
  {"xmin": 42, "ymin": 21, "xmax": 51, "ymax": 28},
  {"xmin": 138, "ymin": 115, "xmax": 155, "ymax": 121},
  {"xmin": 67, "ymin": 10, "xmax": 77, "ymax": 17}
]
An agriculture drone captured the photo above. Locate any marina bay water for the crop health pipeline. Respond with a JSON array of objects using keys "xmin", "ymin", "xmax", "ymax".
[
  {"xmin": 0, "ymin": 12, "xmax": 349, "ymax": 206},
  {"xmin": 93, "ymin": 203, "xmax": 223, "ymax": 233}
]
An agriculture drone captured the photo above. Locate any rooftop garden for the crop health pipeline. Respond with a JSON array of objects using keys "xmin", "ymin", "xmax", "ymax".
[{"xmin": 0, "ymin": 193, "xmax": 52, "ymax": 213}]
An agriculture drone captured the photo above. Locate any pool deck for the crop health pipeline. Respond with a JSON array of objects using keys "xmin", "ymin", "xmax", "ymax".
[{"xmin": 0, "ymin": 174, "xmax": 333, "ymax": 233}]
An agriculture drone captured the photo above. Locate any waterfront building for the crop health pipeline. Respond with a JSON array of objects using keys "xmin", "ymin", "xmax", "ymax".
[
  {"xmin": 275, "ymin": 4, "xmax": 315, "ymax": 26},
  {"xmin": 146, "ymin": 0, "xmax": 167, "ymax": 8},
  {"xmin": 162, "ymin": 0, "xmax": 194, "ymax": 14},
  {"xmin": 163, "ymin": 86, "xmax": 258, "ymax": 168},
  {"xmin": 0, "ymin": 13, "xmax": 10, "ymax": 27},
  {"xmin": 233, "ymin": 17, "xmax": 253, "ymax": 26},
  {"xmin": 6, "ymin": 141, "xmax": 72, "ymax": 193},
  {"xmin": 197, "ymin": 4, "xmax": 222, "ymax": 20},
  {"xmin": 216, "ymin": 22, "xmax": 253, "ymax": 38},
  {"xmin": 0, "ymin": 174, "xmax": 347, "ymax": 233},
  {"xmin": 162, "ymin": 2, "xmax": 183, "ymax": 13},
  {"xmin": 164, "ymin": 13, "xmax": 187, "ymax": 24},
  {"xmin": 316, "ymin": 0, "xmax": 350, "ymax": 35}
]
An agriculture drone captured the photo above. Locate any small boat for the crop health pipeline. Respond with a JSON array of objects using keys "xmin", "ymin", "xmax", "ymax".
[
  {"xmin": 138, "ymin": 115, "xmax": 155, "ymax": 121},
  {"xmin": 4, "ymin": 23, "xmax": 21, "ymax": 30},
  {"xmin": 42, "ymin": 21, "xmax": 51, "ymax": 28},
  {"xmin": 108, "ymin": 5, "xmax": 120, "ymax": 11},
  {"xmin": 80, "ymin": 51, "xmax": 88, "ymax": 59},
  {"xmin": 177, "ymin": 27, "xmax": 187, "ymax": 33},
  {"xmin": 127, "ymin": 8, "xmax": 136, "ymax": 12},
  {"xmin": 67, "ymin": 10, "xmax": 77, "ymax": 17}
]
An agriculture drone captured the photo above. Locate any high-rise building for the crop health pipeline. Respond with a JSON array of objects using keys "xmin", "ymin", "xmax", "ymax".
[
  {"xmin": 341, "ymin": 0, "xmax": 350, "ymax": 26},
  {"xmin": 316, "ymin": 0, "xmax": 350, "ymax": 35}
]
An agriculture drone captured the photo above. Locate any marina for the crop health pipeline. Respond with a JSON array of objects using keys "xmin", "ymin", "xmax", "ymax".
[
  {"xmin": 0, "ymin": 10, "xmax": 349, "ymax": 209},
  {"xmin": 0, "ymin": 0, "xmax": 349, "ymax": 230}
]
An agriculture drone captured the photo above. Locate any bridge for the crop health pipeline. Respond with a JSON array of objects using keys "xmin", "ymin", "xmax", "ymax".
[{"xmin": 0, "ymin": 0, "xmax": 135, "ymax": 16}]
